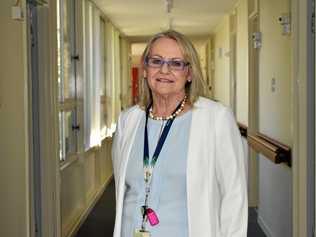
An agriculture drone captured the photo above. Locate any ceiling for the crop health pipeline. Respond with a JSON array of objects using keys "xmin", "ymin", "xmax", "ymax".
[{"xmin": 93, "ymin": 0, "xmax": 237, "ymax": 42}]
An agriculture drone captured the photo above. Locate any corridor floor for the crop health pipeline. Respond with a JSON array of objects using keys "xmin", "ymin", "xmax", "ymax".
[{"xmin": 75, "ymin": 179, "xmax": 266, "ymax": 237}]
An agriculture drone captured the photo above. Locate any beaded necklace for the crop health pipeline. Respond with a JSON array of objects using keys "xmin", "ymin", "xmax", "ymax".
[{"xmin": 148, "ymin": 95, "xmax": 187, "ymax": 121}]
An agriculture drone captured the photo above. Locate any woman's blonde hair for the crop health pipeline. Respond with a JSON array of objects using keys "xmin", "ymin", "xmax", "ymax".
[{"xmin": 138, "ymin": 30, "xmax": 207, "ymax": 109}]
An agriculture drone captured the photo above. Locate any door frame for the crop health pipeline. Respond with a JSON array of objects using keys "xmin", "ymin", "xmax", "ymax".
[
  {"xmin": 292, "ymin": 0, "xmax": 315, "ymax": 236},
  {"xmin": 44, "ymin": 1, "xmax": 61, "ymax": 236},
  {"xmin": 27, "ymin": 0, "xmax": 61, "ymax": 236},
  {"xmin": 248, "ymin": 11, "xmax": 260, "ymax": 207}
]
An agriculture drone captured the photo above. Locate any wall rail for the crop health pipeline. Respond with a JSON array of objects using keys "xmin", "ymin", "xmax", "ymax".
[{"xmin": 237, "ymin": 123, "xmax": 291, "ymax": 167}]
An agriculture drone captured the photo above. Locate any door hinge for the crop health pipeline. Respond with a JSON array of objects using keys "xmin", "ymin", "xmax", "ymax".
[
  {"xmin": 71, "ymin": 55, "xmax": 80, "ymax": 61},
  {"xmin": 252, "ymin": 32, "xmax": 262, "ymax": 49}
]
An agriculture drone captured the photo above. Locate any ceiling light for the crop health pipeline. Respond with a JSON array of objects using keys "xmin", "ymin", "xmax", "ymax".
[{"xmin": 165, "ymin": 0, "xmax": 173, "ymax": 14}]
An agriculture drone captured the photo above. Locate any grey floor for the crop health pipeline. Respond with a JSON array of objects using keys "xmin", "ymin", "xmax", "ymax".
[{"xmin": 75, "ymin": 179, "xmax": 266, "ymax": 237}]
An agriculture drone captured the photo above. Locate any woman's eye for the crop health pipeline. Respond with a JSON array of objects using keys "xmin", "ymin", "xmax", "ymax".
[
  {"xmin": 170, "ymin": 61, "xmax": 183, "ymax": 67},
  {"xmin": 151, "ymin": 59, "xmax": 162, "ymax": 65}
]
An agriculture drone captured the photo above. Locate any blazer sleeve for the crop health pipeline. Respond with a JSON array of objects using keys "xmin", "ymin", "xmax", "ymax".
[
  {"xmin": 111, "ymin": 113, "xmax": 124, "ymax": 200},
  {"xmin": 215, "ymin": 107, "xmax": 248, "ymax": 237}
]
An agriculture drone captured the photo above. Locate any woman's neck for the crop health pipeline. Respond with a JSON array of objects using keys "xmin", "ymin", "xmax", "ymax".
[{"xmin": 151, "ymin": 93, "xmax": 186, "ymax": 117}]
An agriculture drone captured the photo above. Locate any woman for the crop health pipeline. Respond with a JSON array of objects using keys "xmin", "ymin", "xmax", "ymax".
[{"xmin": 112, "ymin": 30, "xmax": 248, "ymax": 237}]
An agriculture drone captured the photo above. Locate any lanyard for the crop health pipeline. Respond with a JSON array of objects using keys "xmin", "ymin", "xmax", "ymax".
[{"xmin": 141, "ymin": 100, "xmax": 183, "ymax": 231}]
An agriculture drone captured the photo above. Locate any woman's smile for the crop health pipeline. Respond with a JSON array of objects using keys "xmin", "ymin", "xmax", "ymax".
[{"xmin": 156, "ymin": 77, "xmax": 174, "ymax": 83}]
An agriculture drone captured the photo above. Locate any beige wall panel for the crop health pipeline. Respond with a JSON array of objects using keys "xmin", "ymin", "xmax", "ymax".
[
  {"xmin": 60, "ymin": 161, "xmax": 85, "ymax": 236},
  {"xmin": 213, "ymin": 16, "xmax": 230, "ymax": 106},
  {"xmin": 84, "ymin": 152, "xmax": 97, "ymax": 201},
  {"xmin": 258, "ymin": 0, "xmax": 292, "ymax": 236},
  {"xmin": 60, "ymin": 139, "xmax": 113, "ymax": 237},
  {"xmin": 0, "ymin": 1, "xmax": 31, "ymax": 237},
  {"xmin": 236, "ymin": 0, "xmax": 249, "ymax": 125},
  {"xmin": 100, "ymin": 138, "xmax": 113, "ymax": 183}
]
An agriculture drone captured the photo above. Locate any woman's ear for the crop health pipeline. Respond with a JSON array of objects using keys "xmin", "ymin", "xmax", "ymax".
[{"xmin": 186, "ymin": 70, "xmax": 192, "ymax": 82}]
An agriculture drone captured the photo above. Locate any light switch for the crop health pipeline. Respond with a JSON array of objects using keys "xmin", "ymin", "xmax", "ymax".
[{"xmin": 271, "ymin": 77, "xmax": 276, "ymax": 92}]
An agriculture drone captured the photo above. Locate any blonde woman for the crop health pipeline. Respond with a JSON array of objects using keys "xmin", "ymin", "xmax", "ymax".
[{"xmin": 112, "ymin": 30, "xmax": 248, "ymax": 237}]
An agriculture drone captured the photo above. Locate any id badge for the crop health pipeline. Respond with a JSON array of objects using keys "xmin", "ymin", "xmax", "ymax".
[{"xmin": 134, "ymin": 229, "xmax": 151, "ymax": 237}]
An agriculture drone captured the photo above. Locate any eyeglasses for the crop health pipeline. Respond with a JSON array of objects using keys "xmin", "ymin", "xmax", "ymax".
[{"xmin": 145, "ymin": 57, "xmax": 190, "ymax": 71}]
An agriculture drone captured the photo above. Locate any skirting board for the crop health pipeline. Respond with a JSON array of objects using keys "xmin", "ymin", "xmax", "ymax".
[
  {"xmin": 257, "ymin": 214, "xmax": 273, "ymax": 237},
  {"xmin": 67, "ymin": 174, "xmax": 114, "ymax": 237}
]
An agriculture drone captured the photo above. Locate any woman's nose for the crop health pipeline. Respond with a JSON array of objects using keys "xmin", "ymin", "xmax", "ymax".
[{"xmin": 160, "ymin": 62, "xmax": 170, "ymax": 73}]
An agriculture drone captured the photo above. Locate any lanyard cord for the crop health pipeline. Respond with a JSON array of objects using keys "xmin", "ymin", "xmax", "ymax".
[{"xmin": 141, "ymin": 98, "xmax": 185, "ymax": 230}]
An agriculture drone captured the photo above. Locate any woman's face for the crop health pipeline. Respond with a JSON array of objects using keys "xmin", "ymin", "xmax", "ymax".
[{"xmin": 144, "ymin": 37, "xmax": 190, "ymax": 98}]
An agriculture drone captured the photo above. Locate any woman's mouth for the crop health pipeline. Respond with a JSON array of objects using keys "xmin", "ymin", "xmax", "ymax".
[{"xmin": 156, "ymin": 78, "xmax": 174, "ymax": 83}]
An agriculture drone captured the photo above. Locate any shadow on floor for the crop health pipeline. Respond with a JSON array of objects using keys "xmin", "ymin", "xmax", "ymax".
[
  {"xmin": 75, "ymin": 179, "xmax": 266, "ymax": 237},
  {"xmin": 75, "ymin": 179, "xmax": 116, "ymax": 237}
]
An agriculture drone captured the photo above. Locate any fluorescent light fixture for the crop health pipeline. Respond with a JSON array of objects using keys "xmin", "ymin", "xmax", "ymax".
[{"xmin": 165, "ymin": 0, "xmax": 173, "ymax": 13}]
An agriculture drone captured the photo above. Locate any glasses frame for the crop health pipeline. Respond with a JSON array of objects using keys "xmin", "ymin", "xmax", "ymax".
[{"xmin": 145, "ymin": 56, "xmax": 190, "ymax": 71}]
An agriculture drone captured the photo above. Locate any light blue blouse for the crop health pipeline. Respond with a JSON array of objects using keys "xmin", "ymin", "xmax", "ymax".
[{"xmin": 121, "ymin": 110, "xmax": 192, "ymax": 237}]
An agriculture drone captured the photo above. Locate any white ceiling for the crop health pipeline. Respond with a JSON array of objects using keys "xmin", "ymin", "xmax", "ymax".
[{"xmin": 93, "ymin": 0, "xmax": 237, "ymax": 42}]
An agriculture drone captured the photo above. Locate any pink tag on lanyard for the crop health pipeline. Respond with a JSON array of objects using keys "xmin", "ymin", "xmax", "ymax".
[{"xmin": 146, "ymin": 208, "xmax": 159, "ymax": 226}]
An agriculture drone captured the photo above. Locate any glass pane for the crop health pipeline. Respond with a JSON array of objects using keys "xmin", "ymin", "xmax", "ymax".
[
  {"xmin": 100, "ymin": 99, "xmax": 107, "ymax": 137},
  {"xmin": 100, "ymin": 18, "xmax": 106, "ymax": 136},
  {"xmin": 100, "ymin": 18, "xmax": 106, "ymax": 96},
  {"xmin": 59, "ymin": 110, "xmax": 77, "ymax": 161},
  {"xmin": 57, "ymin": 0, "xmax": 76, "ymax": 102}
]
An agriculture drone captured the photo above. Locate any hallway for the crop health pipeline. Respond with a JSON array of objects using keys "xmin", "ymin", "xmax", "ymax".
[
  {"xmin": 0, "ymin": 0, "xmax": 315, "ymax": 237},
  {"xmin": 75, "ymin": 180, "xmax": 267, "ymax": 237}
]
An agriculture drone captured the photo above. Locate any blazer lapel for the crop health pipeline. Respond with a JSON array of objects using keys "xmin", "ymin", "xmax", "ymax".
[
  {"xmin": 114, "ymin": 109, "xmax": 144, "ymax": 237},
  {"xmin": 186, "ymin": 100, "xmax": 212, "ymax": 237}
]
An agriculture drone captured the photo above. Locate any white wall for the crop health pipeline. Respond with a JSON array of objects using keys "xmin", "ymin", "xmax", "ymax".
[
  {"xmin": 213, "ymin": 16, "xmax": 231, "ymax": 106},
  {"xmin": 212, "ymin": 3, "xmax": 248, "ymax": 119},
  {"xmin": 0, "ymin": 1, "xmax": 31, "ymax": 237},
  {"xmin": 257, "ymin": 0, "xmax": 292, "ymax": 236},
  {"xmin": 235, "ymin": 0, "xmax": 249, "ymax": 125}
]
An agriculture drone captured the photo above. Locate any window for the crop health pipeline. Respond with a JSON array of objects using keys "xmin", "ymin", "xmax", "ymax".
[
  {"xmin": 57, "ymin": 0, "xmax": 80, "ymax": 161},
  {"xmin": 100, "ymin": 18, "xmax": 107, "ymax": 138},
  {"xmin": 82, "ymin": 1, "xmax": 102, "ymax": 149},
  {"xmin": 57, "ymin": 0, "xmax": 122, "ymax": 161}
]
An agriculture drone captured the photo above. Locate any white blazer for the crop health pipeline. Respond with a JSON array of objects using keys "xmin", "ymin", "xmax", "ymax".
[{"xmin": 112, "ymin": 97, "xmax": 248, "ymax": 237}]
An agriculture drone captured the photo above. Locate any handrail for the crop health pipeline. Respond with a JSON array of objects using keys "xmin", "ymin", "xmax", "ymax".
[
  {"xmin": 247, "ymin": 132, "xmax": 291, "ymax": 167},
  {"xmin": 236, "ymin": 122, "xmax": 291, "ymax": 167},
  {"xmin": 237, "ymin": 122, "xmax": 248, "ymax": 138}
]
